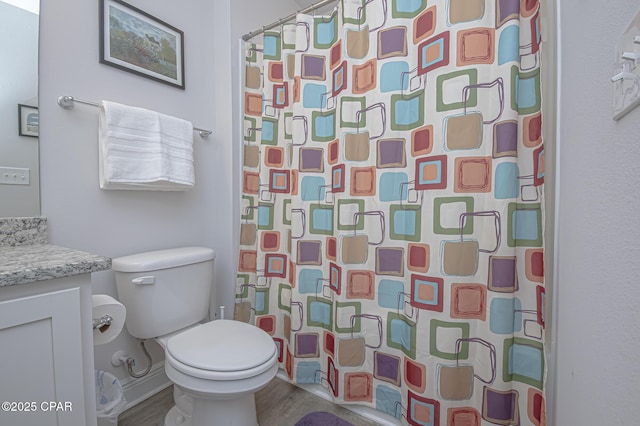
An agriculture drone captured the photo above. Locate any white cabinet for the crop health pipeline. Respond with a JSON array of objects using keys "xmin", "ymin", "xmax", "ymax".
[{"xmin": 0, "ymin": 275, "xmax": 97, "ymax": 426}]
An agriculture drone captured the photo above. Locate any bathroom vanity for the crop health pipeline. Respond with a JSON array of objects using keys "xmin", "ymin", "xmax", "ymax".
[{"xmin": 0, "ymin": 218, "xmax": 111, "ymax": 426}]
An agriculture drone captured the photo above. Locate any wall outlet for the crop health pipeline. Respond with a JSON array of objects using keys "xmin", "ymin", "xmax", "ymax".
[{"xmin": 0, "ymin": 167, "xmax": 30, "ymax": 185}]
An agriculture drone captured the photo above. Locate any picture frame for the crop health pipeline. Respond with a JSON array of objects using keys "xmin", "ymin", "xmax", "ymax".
[
  {"xmin": 18, "ymin": 104, "xmax": 39, "ymax": 138},
  {"xmin": 99, "ymin": 0, "xmax": 185, "ymax": 89}
]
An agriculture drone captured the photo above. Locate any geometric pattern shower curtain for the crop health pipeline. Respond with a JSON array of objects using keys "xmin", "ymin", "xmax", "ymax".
[{"xmin": 237, "ymin": 0, "xmax": 546, "ymax": 424}]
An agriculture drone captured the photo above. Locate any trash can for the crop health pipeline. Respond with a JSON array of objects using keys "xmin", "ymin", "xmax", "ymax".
[{"xmin": 95, "ymin": 370, "xmax": 127, "ymax": 426}]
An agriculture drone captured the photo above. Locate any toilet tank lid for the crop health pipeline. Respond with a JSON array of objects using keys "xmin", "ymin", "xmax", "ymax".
[{"xmin": 112, "ymin": 247, "xmax": 215, "ymax": 272}]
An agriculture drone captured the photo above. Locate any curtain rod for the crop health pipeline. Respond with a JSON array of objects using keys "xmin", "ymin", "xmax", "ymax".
[{"xmin": 242, "ymin": 0, "xmax": 338, "ymax": 41}]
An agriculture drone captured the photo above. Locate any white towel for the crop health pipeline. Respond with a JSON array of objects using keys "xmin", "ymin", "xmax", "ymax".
[{"xmin": 99, "ymin": 101, "xmax": 195, "ymax": 190}]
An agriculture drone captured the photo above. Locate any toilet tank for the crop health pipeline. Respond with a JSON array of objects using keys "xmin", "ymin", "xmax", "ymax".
[{"xmin": 112, "ymin": 247, "xmax": 215, "ymax": 339}]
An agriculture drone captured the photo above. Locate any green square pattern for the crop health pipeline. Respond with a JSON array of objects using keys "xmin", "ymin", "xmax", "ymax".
[
  {"xmin": 307, "ymin": 298, "xmax": 333, "ymax": 331},
  {"xmin": 342, "ymin": 0, "xmax": 367, "ymax": 25},
  {"xmin": 236, "ymin": 274, "xmax": 250, "ymax": 298},
  {"xmin": 283, "ymin": 199, "xmax": 292, "ymax": 226},
  {"xmin": 389, "ymin": 204, "xmax": 422, "ymax": 242},
  {"xmin": 310, "ymin": 204, "xmax": 335, "ymax": 235},
  {"xmin": 340, "ymin": 97, "xmax": 367, "ymax": 128},
  {"xmin": 255, "ymin": 288, "xmax": 270, "ymax": 316},
  {"xmin": 335, "ymin": 301, "xmax": 362, "ymax": 333},
  {"xmin": 436, "ymin": 69, "xmax": 478, "ymax": 112},
  {"xmin": 387, "ymin": 311, "xmax": 417, "ymax": 358},
  {"xmin": 429, "ymin": 319, "xmax": 470, "ymax": 360},
  {"xmin": 390, "ymin": 90, "xmax": 425, "ymax": 131},
  {"xmin": 433, "ymin": 197, "xmax": 475, "ymax": 235},
  {"xmin": 507, "ymin": 203, "xmax": 543, "ymax": 247},
  {"xmin": 502, "ymin": 337, "xmax": 545, "ymax": 390},
  {"xmin": 314, "ymin": 15, "xmax": 338, "ymax": 49},
  {"xmin": 337, "ymin": 199, "xmax": 365, "ymax": 231},
  {"xmin": 244, "ymin": 116, "xmax": 257, "ymax": 142},
  {"xmin": 258, "ymin": 202, "xmax": 275, "ymax": 230},
  {"xmin": 242, "ymin": 195, "xmax": 255, "ymax": 220},
  {"xmin": 278, "ymin": 283, "xmax": 292, "ymax": 313},
  {"xmin": 510, "ymin": 65, "xmax": 542, "ymax": 115}
]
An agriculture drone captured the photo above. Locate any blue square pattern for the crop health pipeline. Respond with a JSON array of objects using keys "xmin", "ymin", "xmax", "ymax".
[
  {"xmin": 390, "ymin": 318, "xmax": 412, "ymax": 352},
  {"xmin": 303, "ymin": 84, "xmax": 328, "ymax": 109},
  {"xmin": 394, "ymin": 96, "xmax": 421, "ymax": 126},
  {"xmin": 490, "ymin": 297, "xmax": 522, "ymax": 334},
  {"xmin": 393, "ymin": 209, "xmax": 417, "ymax": 236},
  {"xmin": 309, "ymin": 300, "xmax": 331, "ymax": 326},
  {"xmin": 314, "ymin": 114, "xmax": 336, "ymax": 139},
  {"xmin": 301, "ymin": 176, "xmax": 326, "ymax": 201},
  {"xmin": 378, "ymin": 279, "xmax": 405, "ymax": 309},
  {"xmin": 262, "ymin": 120, "xmax": 275, "ymax": 143},
  {"xmin": 512, "ymin": 210, "xmax": 539, "ymax": 241},
  {"xmin": 258, "ymin": 205, "xmax": 272, "ymax": 227},
  {"xmin": 498, "ymin": 25, "xmax": 520, "ymax": 65},
  {"xmin": 376, "ymin": 385, "xmax": 402, "ymax": 419},
  {"xmin": 509, "ymin": 343, "xmax": 544, "ymax": 382},
  {"xmin": 516, "ymin": 75, "xmax": 538, "ymax": 109},
  {"xmin": 312, "ymin": 208, "xmax": 334, "ymax": 232},
  {"xmin": 296, "ymin": 361, "xmax": 322, "ymax": 384},
  {"xmin": 255, "ymin": 291, "xmax": 266, "ymax": 312},
  {"xmin": 380, "ymin": 172, "xmax": 409, "ymax": 202},
  {"xmin": 263, "ymin": 35, "xmax": 279, "ymax": 57},
  {"xmin": 380, "ymin": 61, "xmax": 410, "ymax": 93},
  {"xmin": 298, "ymin": 269, "xmax": 324, "ymax": 294},
  {"xmin": 495, "ymin": 162, "xmax": 520, "ymax": 199},
  {"xmin": 396, "ymin": 0, "xmax": 424, "ymax": 12},
  {"xmin": 316, "ymin": 16, "xmax": 336, "ymax": 45}
]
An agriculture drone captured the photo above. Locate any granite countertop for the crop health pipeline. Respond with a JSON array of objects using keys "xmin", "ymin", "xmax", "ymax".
[{"xmin": 0, "ymin": 244, "xmax": 112, "ymax": 287}]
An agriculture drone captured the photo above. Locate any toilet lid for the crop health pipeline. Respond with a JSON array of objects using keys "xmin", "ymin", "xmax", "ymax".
[{"xmin": 166, "ymin": 320, "xmax": 276, "ymax": 372}]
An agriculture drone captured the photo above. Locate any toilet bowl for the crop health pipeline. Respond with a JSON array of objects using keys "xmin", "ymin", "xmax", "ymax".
[
  {"xmin": 112, "ymin": 247, "xmax": 277, "ymax": 426},
  {"xmin": 158, "ymin": 320, "xmax": 278, "ymax": 426}
]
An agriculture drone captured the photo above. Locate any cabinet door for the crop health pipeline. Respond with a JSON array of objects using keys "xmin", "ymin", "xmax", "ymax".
[{"xmin": 0, "ymin": 288, "xmax": 87, "ymax": 426}]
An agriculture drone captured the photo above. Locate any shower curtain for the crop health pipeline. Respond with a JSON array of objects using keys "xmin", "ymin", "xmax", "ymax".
[{"xmin": 237, "ymin": 0, "xmax": 545, "ymax": 424}]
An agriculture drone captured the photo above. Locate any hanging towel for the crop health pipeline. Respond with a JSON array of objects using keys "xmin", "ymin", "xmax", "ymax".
[{"xmin": 99, "ymin": 101, "xmax": 195, "ymax": 190}]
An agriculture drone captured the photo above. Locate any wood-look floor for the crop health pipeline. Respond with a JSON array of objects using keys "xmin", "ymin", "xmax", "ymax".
[{"xmin": 118, "ymin": 377, "xmax": 379, "ymax": 426}]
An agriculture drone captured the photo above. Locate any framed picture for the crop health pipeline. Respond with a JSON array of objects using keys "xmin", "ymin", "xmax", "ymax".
[
  {"xmin": 18, "ymin": 104, "xmax": 39, "ymax": 138},
  {"xmin": 99, "ymin": 0, "xmax": 185, "ymax": 89}
]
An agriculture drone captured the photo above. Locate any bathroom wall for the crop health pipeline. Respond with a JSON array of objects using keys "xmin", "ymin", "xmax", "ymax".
[
  {"xmin": 38, "ymin": 0, "xmax": 304, "ymax": 399},
  {"xmin": 555, "ymin": 0, "xmax": 640, "ymax": 424},
  {"xmin": 39, "ymin": 0, "xmax": 223, "ymax": 386}
]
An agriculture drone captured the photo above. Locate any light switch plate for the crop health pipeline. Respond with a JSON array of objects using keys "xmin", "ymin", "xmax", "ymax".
[
  {"xmin": 612, "ymin": 10, "xmax": 640, "ymax": 121},
  {"xmin": 0, "ymin": 167, "xmax": 30, "ymax": 185}
]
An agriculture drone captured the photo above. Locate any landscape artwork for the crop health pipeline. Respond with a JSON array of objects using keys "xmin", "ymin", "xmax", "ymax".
[{"xmin": 100, "ymin": 0, "xmax": 184, "ymax": 89}]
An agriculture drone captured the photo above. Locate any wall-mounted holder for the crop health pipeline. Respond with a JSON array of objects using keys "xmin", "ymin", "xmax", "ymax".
[{"xmin": 612, "ymin": 10, "xmax": 640, "ymax": 121}]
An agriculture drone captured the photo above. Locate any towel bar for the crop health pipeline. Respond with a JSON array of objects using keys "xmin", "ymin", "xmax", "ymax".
[{"xmin": 57, "ymin": 95, "xmax": 213, "ymax": 138}]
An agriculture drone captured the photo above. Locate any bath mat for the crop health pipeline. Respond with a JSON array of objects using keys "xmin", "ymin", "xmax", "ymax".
[{"xmin": 294, "ymin": 411, "xmax": 354, "ymax": 426}]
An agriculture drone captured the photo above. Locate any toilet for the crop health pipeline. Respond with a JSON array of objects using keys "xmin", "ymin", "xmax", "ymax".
[{"xmin": 112, "ymin": 247, "xmax": 278, "ymax": 426}]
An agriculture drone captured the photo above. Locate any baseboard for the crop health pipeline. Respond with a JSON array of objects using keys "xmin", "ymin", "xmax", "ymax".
[
  {"xmin": 275, "ymin": 370, "xmax": 400, "ymax": 426},
  {"xmin": 120, "ymin": 361, "xmax": 172, "ymax": 411}
]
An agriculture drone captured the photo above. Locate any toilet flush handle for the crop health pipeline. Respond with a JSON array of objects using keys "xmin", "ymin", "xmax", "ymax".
[{"xmin": 132, "ymin": 276, "xmax": 155, "ymax": 285}]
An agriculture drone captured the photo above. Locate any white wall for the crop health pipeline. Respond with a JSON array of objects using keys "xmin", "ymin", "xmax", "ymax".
[
  {"xmin": 39, "ymin": 0, "xmax": 224, "ymax": 381},
  {"xmin": 37, "ymin": 0, "xmax": 308, "ymax": 390},
  {"xmin": 555, "ymin": 0, "xmax": 640, "ymax": 424},
  {"xmin": 0, "ymin": 2, "xmax": 40, "ymax": 217}
]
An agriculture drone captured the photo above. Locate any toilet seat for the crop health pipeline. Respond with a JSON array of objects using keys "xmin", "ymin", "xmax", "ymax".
[{"xmin": 165, "ymin": 320, "xmax": 277, "ymax": 381}]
